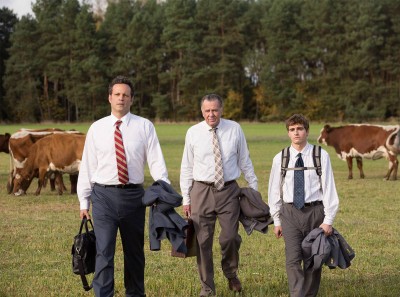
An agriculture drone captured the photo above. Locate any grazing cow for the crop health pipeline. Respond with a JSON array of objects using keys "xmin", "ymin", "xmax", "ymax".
[
  {"xmin": 0, "ymin": 133, "xmax": 11, "ymax": 153},
  {"xmin": 8, "ymin": 128, "xmax": 82, "ymax": 194},
  {"xmin": 13, "ymin": 133, "xmax": 85, "ymax": 196},
  {"xmin": 317, "ymin": 124, "xmax": 400, "ymax": 180}
]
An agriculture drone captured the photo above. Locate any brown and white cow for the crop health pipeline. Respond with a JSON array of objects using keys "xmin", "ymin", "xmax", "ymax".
[
  {"xmin": 13, "ymin": 133, "xmax": 86, "ymax": 196},
  {"xmin": 317, "ymin": 124, "xmax": 400, "ymax": 180},
  {"xmin": 8, "ymin": 128, "xmax": 82, "ymax": 194},
  {"xmin": 0, "ymin": 133, "xmax": 11, "ymax": 153}
]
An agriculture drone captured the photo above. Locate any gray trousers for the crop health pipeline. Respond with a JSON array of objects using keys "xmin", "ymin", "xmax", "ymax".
[
  {"xmin": 91, "ymin": 184, "xmax": 146, "ymax": 297},
  {"xmin": 190, "ymin": 181, "xmax": 242, "ymax": 296},
  {"xmin": 280, "ymin": 203, "xmax": 325, "ymax": 297}
]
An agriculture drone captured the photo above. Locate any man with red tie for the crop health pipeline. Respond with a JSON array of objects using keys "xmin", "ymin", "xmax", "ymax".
[{"xmin": 77, "ymin": 76, "xmax": 169, "ymax": 297}]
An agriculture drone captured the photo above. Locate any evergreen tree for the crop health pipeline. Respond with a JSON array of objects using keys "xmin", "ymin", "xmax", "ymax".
[
  {"xmin": 4, "ymin": 16, "xmax": 42, "ymax": 122},
  {"xmin": 55, "ymin": 0, "xmax": 81, "ymax": 121},
  {"xmin": 0, "ymin": 8, "xmax": 18, "ymax": 121},
  {"xmin": 1, "ymin": 0, "xmax": 399, "ymax": 122},
  {"xmin": 196, "ymin": 0, "xmax": 249, "ymax": 98},
  {"xmin": 379, "ymin": 0, "xmax": 400, "ymax": 119},
  {"xmin": 261, "ymin": 0, "xmax": 308, "ymax": 119},
  {"xmin": 119, "ymin": 0, "xmax": 163, "ymax": 118},
  {"xmin": 98, "ymin": 0, "xmax": 135, "ymax": 78},
  {"xmin": 300, "ymin": 0, "xmax": 350, "ymax": 121},
  {"xmin": 241, "ymin": 0, "xmax": 271, "ymax": 121},
  {"xmin": 160, "ymin": 0, "xmax": 199, "ymax": 120},
  {"xmin": 67, "ymin": 2, "xmax": 106, "ymax": 121},
  {"xmin": 32, "ymin": 0, "xmax": 64, "ymax": 121}
]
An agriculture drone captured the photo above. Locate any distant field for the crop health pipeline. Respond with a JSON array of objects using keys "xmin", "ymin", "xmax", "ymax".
[{"xmin": 0, "ymin": 122, "xmax": 399, "ymax": 296}]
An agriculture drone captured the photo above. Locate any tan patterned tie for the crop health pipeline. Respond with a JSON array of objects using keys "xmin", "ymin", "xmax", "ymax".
[
  {"xmin": 114, "ymin": 120, "xmax": 129, "ymax": 184},
  {"xmin": 211, "ymin": 128, "xmax": 224, "ymax": 190}
]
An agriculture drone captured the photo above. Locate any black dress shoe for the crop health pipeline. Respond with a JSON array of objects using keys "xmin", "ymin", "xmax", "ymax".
[{"xmin": 228, "ymin": 276, "xmax": 242, "ymax": 292}]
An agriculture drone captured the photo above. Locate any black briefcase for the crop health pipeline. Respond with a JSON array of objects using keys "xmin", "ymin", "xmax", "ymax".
[{"xmin": 71, "ymin": 217, "xmax": 96, "ymax": 291}]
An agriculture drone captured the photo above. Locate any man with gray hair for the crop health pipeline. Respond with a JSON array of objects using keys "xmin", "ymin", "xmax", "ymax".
[{"xmin": 180, "ymin": 94, "xmax": 258, "ymax": 296}]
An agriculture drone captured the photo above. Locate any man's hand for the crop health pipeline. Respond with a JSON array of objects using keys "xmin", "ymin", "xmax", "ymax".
[
  {"xmin": 274, "ymin": 226, "xmax": 283, "ymax": 239},
  {"xmin": 80, "ymin": 209, "xmax": 91, "ymax": 220},
  {"xmin": 183, "ymin": 205, "xmax": 191, "ymax": 218},
  {"xmin": 319, "ymin": 223, "xmax": 333, "ymax": 236}
]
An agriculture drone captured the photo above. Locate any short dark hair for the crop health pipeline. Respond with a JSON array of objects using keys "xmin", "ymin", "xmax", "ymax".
[
  {"xmin": 108, "ymin": 75, "xmax": 134, "ymax": 96},
  {"xmin": 200, "ymin": 94, "xmax": 223, "ymax": 109},
  {"xmin": 285, "ymin": 114, "xmax": 309, "ymax": 131}
]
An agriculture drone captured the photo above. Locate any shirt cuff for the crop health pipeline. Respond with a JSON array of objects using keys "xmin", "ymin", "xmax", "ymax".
[
  {"xmin": 249, "ymin": 182, "xmax": 258, "ymax": 191},
  {"xmin": 182, "ymin": 195, "xmax": 191, "ymax": 206},
  {"xmin": 80, "ymin": 199, "xmax": 90, "ymax": 210},
  {"xmin": 273, "ymin": 217, "xmax": 281, "ymax": 226},
  {"xmin": 323, "ymin": 216, "xmax": 334, "ymax": 225}
]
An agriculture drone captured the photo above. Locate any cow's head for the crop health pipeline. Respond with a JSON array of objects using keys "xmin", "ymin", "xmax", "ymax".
[
  {"xmin": 317, "ymin": 125, "xmax": 332, "ymax": 145},
  {"xmin": 13, "ymin": 173, "xmax": 34, "ymax": 196}
]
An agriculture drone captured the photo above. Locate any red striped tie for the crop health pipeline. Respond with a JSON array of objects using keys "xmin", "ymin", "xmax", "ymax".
[{"xmin": 114, "ymin": 120, "xmax": 129, "ymax": 184}]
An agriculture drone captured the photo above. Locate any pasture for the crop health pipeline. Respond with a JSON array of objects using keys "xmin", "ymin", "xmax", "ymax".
[{"xmin": 0, "ymin": 122, "xmax": 399, "ymax": 297}]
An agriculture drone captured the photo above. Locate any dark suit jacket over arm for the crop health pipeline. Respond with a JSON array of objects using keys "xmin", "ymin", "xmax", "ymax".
[{"xmin": 143, "ymin": 180, "xmax": 188, "ymax": 252}]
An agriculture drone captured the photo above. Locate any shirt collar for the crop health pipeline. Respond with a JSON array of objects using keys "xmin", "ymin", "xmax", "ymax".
[
  {"xmin": 290, "ymin": 142, "xmax": 312, "ymax": 155},
  {"xmin": 111, "ymin": 112, "xmax": 132, "ymax": 126},
  {"xmin": 203, "ymin": 118, "xmax": 224, "ymax": 131}
]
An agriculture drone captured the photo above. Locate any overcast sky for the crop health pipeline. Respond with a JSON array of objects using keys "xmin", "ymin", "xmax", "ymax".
[
  {"xmin": 1, "ymin": 0, "xmax": 35, "ymax": 18},
  {"xmin": 1, "ymin": 0, "xmax": 106, "ymax": 18}
]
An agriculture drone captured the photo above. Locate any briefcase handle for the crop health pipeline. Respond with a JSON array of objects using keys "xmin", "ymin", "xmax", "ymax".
[{"xmin": 79, "ymin": 217, "xmax": 94, "ymax": 235}]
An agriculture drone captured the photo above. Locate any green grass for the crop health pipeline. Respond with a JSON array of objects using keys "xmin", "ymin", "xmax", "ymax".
[{"xmin": 0, "ymin": 123, "xmax": 399, "ymax": 296}]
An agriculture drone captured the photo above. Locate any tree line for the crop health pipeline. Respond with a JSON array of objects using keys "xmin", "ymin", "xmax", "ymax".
[{"xmin": 0, "ymin": 0, "xmax": 399, "ymax": 123}]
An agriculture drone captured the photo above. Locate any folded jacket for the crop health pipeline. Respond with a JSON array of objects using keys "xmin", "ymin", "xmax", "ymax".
[
  {"xmin": 239, "ymin": 187, "xmax": 274, "ymax": 235},
  {"xmin": 143, "ymin": 180, "xmax": 188, "ymax": 252},
  {"xmin": 302, "ymin": 227, "xmax": 355, "ymax": 271}
]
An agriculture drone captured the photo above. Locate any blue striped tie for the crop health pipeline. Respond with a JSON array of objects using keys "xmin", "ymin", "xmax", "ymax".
[{"xmin": 293, "ymin": 153, "xmax": 305, "ymax": 209}]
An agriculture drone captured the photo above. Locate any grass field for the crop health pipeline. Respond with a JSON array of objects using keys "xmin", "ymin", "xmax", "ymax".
[{"xmin": 0, "ymin": 122, "xmax": 399, "ymax": 297}]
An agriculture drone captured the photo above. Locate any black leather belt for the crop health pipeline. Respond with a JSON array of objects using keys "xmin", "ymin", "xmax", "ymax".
[
  {"xmin": 95, "ymin": 183, "xmax": 142, "ymax": 189},
  {"xmin": 287, "ymin": 201, "xmax": 323, "ymax": 207},
  {"xmin": 197, "ymin": 180, "xmax": 236, "ymax": 187}
]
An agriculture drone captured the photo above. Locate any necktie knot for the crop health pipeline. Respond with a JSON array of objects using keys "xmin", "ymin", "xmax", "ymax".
[
  {"xmin": 295, "ymin": 153, "xmax": 304, "ymax": 167},
  {"xmin": 115, "ymin": 120, "xmax": 122, "ymax": 128}
]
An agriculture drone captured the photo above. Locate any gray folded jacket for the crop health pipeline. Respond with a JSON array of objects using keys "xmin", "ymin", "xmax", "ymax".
[
  {"xmin": 239, "ymin": 187, "xmax": 274, "ymax": 235},
  {"xmin": 302, "ymin": 228, "xmax": 355, "ymax": 271}
]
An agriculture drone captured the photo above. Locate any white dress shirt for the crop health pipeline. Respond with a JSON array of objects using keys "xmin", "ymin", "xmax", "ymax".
[
  {"xmin": 268, "ymin": 142, "xmax": 339, "ymax": 226},
  {"xmin": 77, "ymin": 113, "xmax": 170, "ymax": 210},
  {"xmin": 180, "ymin": 118, "xmax": 258, "ymax": 205}
]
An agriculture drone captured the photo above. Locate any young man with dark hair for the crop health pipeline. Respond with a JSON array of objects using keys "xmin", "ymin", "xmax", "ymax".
[{"xmin": 268, "ymin": 114, "xmax": 339, "ymax": 297}]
